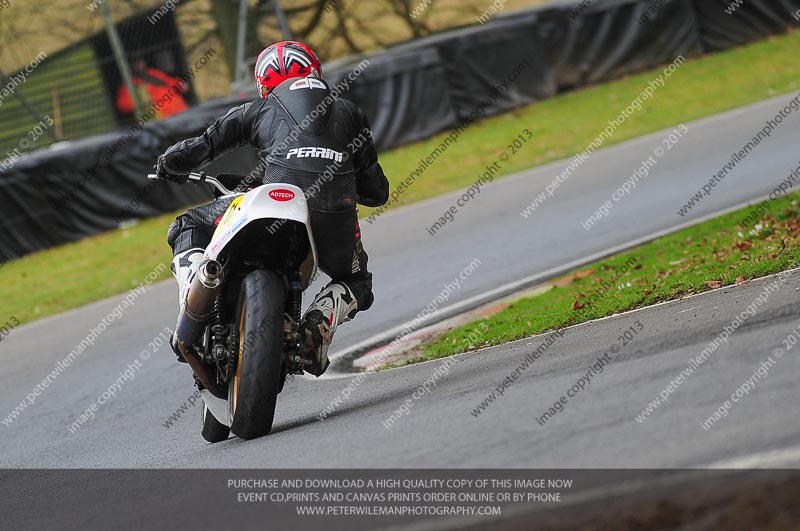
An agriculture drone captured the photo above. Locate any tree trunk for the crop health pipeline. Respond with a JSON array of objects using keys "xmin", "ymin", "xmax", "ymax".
[{"xmin": 209, "ymin": 0, "xmax": 263, "ymax": 81}]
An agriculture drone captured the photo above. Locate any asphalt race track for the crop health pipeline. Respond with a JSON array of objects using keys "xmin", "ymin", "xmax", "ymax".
[{"xmin": 2, "ymin": 93, "xmax": 799, "ymax": 479}]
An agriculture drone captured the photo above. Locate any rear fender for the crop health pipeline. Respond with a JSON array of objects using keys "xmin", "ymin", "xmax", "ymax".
[{"xmin": 206, "ymin": 184, "xmax": 317, "ymax": 286}]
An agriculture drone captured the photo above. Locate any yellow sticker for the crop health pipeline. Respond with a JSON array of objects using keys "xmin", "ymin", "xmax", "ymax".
[{"xmin": 212, "ymin": 196, "xmax": 244, "ymax": 238}]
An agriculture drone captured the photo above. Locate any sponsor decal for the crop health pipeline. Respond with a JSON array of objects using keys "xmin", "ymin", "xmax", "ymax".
[
  {"xmin": 209, "ymin": 215, "xmax": 248, "ymax": 255},
  {"xmin": 269, "ymin": 189, "xmax": 296, "ymax": 202},
  {"xmin": 286, "ymin": 147, "xmax": 345, "ymax": 163}
]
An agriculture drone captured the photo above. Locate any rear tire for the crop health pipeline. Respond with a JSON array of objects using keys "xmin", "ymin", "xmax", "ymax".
[
  {"xmin": 229, "ymin": 270, "xmax": 286, "ymax": 440},
  {"xmin": 201, "ymin": 404, "xmax": 230, "ymax": 443}
]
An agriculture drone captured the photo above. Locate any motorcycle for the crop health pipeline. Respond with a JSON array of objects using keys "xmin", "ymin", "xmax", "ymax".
[{"xmin": 148, "ymin": 172, "xmax": 317, "ymax": 442}]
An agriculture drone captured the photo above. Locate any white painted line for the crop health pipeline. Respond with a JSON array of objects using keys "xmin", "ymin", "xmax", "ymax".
[{"xmin": 700, "ymin": 446, "xmax": 800, "ymax": 469}]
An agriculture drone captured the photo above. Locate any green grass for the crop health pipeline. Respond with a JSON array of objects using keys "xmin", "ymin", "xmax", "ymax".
[
  {"xmin": 2, "ymin": 32, "xmax": 800, "ymax": 325},
  {"xmin": 402, "ymin": 193, "xmax": 800, "ymax": 366},
  {"xmin": 1, "ymin": 213, "xmax": 177, "ymax": 324}
]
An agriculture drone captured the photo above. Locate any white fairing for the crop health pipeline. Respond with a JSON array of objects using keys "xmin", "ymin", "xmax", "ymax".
[
  {"xmin": 201, "ymin": 390, "xmax": 232, "ymax": 427},
  {"xmin": 205, "ymin": 183, "xmax": 317, "ymax": 280}
]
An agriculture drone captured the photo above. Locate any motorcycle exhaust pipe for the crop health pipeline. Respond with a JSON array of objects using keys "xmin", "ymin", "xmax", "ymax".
[
  {"xmin": 174, "ymin": 260, "xmax": 228, "ymax": 399},
  {"xmin": 176, "ymin": 259, "xmax": 223, "ymax": 346}
]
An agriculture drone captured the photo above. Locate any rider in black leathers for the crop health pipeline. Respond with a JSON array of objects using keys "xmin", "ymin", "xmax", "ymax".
[{"xmin": 156, "ymin": 41, "xmax": 388, "ymax": 376}]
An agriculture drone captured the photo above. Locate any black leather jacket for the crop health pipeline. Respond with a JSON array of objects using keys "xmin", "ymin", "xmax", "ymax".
[{"xmin": 161, "ymin": 77, "xmax": 389, "ymax": 213}]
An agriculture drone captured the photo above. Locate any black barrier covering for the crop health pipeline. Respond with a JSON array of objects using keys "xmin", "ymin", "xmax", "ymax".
[
  {"xmin": 533, "ymin": 0, "xmax": 703, "ymax": 90},
  {"xmin": 411, "ymin": 11, "xmax": 555, "ymax": 123},
  {"xmin": 4, "ymin": 469, "xmax": 800, "ymax": 531},
  {"xmin": 326, "ymin": 51, "xmax": 460, "ymax": 154},
  {"xmin": 0, "ymin": 97, "xmax": 259, "ymax": 256},
  {"xmin": 692, "ymin": 0, "xmax": 800, "ymax": 51},
  {"xmin": 3, "ymin": 0, "xmax": 800, "ymax": 257},
  {"xmin": 325, "ymin": 13, "xmax": 555, "ymax": 152}
]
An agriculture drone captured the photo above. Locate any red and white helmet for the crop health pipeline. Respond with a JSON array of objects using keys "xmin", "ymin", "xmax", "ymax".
[{"xmin": 254, "ymin": 41, "xmax": 322, "ymax": 98}]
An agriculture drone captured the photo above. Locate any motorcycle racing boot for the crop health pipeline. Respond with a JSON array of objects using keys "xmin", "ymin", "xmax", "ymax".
[
  {"xmin": 299, "ymin": 283, "xmax": 358, "ymax": 376},
  {"xmin": 170, "ymin": 248, "xmax": 205, "ymax": 361}
]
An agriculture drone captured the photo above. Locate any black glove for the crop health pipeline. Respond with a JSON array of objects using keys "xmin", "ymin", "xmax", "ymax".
[{"xmin": 155, "ymin": 155, "xmax": 188, "ymax": 184}]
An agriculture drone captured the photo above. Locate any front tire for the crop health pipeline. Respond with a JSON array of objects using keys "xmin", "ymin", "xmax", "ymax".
[{"xmin": 229, "ymin": 270, "xmax": 286, "ymax": 440}]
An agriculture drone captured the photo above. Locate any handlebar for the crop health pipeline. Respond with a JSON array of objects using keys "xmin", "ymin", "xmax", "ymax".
[{"xmin": 147, "ymin": 171, "xmax": 235, "ymax": 196}]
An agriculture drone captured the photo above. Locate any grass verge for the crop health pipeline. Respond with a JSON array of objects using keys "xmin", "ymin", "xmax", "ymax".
[
  {"xmin": 1, "ymin": 213, "xmax": 178, "ymax": 325},
  {"xmin": 2, "ymin": 32, "xmax": 799, "ymax": 325},
  {"xmin": 399, "ymin": 193, "xmax": 800, "ymax": 366}
]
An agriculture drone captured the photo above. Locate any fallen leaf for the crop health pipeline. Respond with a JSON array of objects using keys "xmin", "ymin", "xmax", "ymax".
[
  {"xmin": 553, "ymin": 269, "xmax": 596, "ymax": 287},
  {"xmin": 705, "ymin": 280, "xmax": 723, "ymax": 289}
]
